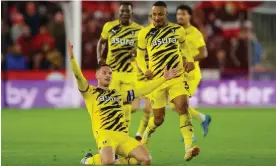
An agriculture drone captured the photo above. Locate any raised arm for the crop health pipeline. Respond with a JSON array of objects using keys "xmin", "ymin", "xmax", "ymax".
[{"xmin": 67, "ymin": 41, "xmax": 90, "ymax": 92}]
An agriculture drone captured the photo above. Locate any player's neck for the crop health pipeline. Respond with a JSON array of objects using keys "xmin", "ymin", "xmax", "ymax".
[
  {"xmin": 120, "ymin": 20, "xmax": 132, "ymax": 26},
  {"xmin": 97, "ymin": 83, "xmax": 109, "ymax": 90},
  {"xmin": 98, "ymin": 86, "xmax": 109, "ymax": 90},
  {"xmin": 153, "ymin": 22, "xmax": 168, "ymax": 28},
  {"xmin": 183, "ymin": 22, "xmax": 191, "ymax": 29}
]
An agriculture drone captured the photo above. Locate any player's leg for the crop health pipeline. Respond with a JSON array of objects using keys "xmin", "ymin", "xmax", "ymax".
[
  {"xmin": 136, "ymin": 97, "xmax": 151, "ymax": 141},
  {"xmin": 170, "ymin": 82, "xmax": 200, "ymax": 161},
  {"xmin": 82, "ymin": 131, "xmax": 117, "ymax": 165},
  {"xmin": 117, "ymin": 136, "xmax": 151, "ymax": 165},
  {"xmin": 171, "ymin": 95, "xmax": 193, "ymax": 148},
  {"xmin": 187, "ymin": 80, "xmax": 212, "ymax": 137},
  {"xmin": 81, "ymin": 147, "xmax": 116, "ymax": 165},
  {"xmin": 128, "ymin": 145, "xmax": 152, "ymax": 165},
  {"xmin": 142, "ymin": 89, "xmax": 167, "ymax": 147},
  {"xmin": 131, "ymin": 98, "xmax": 140, "ymax": 113},
  {"xmin": 142, "ymin": 107, "xmax": 165, "ymax": 147},
  {"xmin": 121, "ymin": 81, "xmax": 136, "ymax": 134}
]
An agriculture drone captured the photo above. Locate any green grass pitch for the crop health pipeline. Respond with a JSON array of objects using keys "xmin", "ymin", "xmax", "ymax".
[{"xmin": 2, "ymin": 108, "xmax": 276, "ymax": 166}]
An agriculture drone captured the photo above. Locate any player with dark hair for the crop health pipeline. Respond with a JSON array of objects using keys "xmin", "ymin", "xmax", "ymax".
[
  {"xmin": 97, "ymin": 2, "xmax": 143, "ymax": 135},
  {"xmin": 137, "ymin": 1, "xmax": 200, "ymax": 161},
  {"xmin": 67, "ymin": 41, "xmax": 179, "ymax": 165},
  {"xmin": 176, "ymin": 4, "xmax": 211, "ymax": 141}
]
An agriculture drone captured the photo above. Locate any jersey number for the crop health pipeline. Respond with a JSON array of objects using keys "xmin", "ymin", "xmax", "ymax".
[{"xmin": 184, "ymin": 81, "xmax": 189, "ymax": 90}]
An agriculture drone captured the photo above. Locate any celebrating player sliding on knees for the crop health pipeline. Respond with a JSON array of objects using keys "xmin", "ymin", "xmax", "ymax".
[{"xmin": 67, "ymin": 40, "xmax": 179, "ymax": 165}]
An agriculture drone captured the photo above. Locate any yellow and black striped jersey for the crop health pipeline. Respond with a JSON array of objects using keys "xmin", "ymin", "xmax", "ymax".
[
  {"xmin": 137, "ymin": 22, "xmax": 186, "ymax": 79},
  {"xmin": 69, "ymin": 55, "xmax": 168, "ymax": 140},
  {"xmin": 82, "ymin": 85, "xmax": 136, "ymax": 136},
  {"xmin": 101, "ymin": 20, "xmax": 143, "ymax": 72}
]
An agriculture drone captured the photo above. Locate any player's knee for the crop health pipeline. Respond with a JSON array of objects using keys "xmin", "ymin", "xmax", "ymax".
[
  {"xmin": 177, "ymin": 102, "xmax": 189, "ymax": 115},
  {"xmin": 154, "ymin": 116, "xmax": 164, "ymax": 126},
  {"xmin": 101, "ymin": 157, "xmax": 115, "ymax": 165},
  {"xmin": 139, "ymin": 155, "xmax": 152, "ymax": 165},
  {"xmin": 132, "ymin": 107, "xmax": 138, "ymax": 113},
  {"xmin": 144, "ymin": 107, "xmax": 151, "ymax": 113}
]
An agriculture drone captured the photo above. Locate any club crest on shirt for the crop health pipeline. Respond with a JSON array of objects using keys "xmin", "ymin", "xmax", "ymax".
[{"xmin": 149, "ymin": 29, "xmax": 157, "ymax": 36}]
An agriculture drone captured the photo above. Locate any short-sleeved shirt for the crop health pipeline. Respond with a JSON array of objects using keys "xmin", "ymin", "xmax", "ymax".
[{"xmin": 137, "ymin": 22, "xmax": 186, "ymax": 79}]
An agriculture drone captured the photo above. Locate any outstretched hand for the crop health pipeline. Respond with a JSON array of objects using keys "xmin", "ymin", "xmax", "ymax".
[
  {"xmin": 145, "ymin": 70, "xmax": 154, "ymax": 80},
  {"xmin": 164, "ymin": 67, "xmax": 179, "ymax": 80},
  {"xmin": 67, "ymin": 40, "xmax": 74, "ymax": 58}
]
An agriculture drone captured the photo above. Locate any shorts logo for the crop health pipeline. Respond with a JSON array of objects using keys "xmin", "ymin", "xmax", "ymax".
[{"xmin": 102, "ymin": 140, "xmax": 107, "ymax": 145}]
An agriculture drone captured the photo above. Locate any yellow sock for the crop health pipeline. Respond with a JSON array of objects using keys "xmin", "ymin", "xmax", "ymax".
[
  {"xmin": 137, "ymin": 110, "xmax": 151, "ymax": 136},
  {"xmin": 86, "ymin": 154, "xmax": 101, "ymax": 165},
  {"xmin": 189, "ymin": 107, "xmax": 206, "ymax": 121},
  {"xmin": 124, "ymin": 104, "xmax": 132, "ymax": 134},
  {"xmin": 180, "ymin": 114, "xmax": 194, "ymax": 151},
  {"xmin": 143, "ymin": 117, "xmax": 157, "ymax": 139},
  {"xmin": 118, "ymin": 157, "xmax": 139, "ymax": 164}
]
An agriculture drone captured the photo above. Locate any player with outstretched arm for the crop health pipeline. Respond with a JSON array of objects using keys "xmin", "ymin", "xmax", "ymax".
[{"xmin": 67, "ymin": 40, "xmax": 179, "ymax": 165}]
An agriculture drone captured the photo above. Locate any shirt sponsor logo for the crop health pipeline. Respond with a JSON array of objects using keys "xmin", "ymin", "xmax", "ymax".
[
  {"xmin": 151, "ymin": 38, "xmax": 177, "ymax": 46},
  {"xmin": 99, "ymin": 96, "xmax": 120, "ymax": 102},
  {"xmin": 111, "ymin": 38, "xmax": 135, "ymax": 45}
]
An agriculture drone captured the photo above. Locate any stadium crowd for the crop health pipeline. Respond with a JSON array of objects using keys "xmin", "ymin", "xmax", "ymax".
[{"xmin": 1, "ymin": 1, "xmax": 272, "ymax": 75}]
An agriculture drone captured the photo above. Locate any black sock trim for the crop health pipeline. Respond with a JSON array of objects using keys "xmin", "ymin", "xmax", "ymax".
[{"xmin": 180, "ymin": 124, "xmax": 193, "ymax": 128}]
